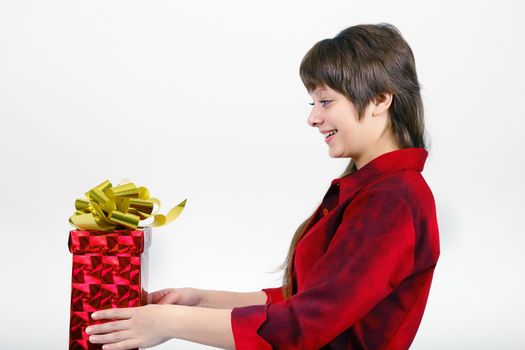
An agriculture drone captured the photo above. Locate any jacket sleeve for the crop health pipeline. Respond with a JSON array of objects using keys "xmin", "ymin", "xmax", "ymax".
[
  {"xmin": 261, "ymin": 287, "xmax": 285, "ymax": 304},
  {"xmin": 230, "ymin": 189, "xmax": 416, "ymax": 350}
]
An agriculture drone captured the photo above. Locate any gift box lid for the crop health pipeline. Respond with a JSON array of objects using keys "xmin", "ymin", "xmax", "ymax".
[{"xmin": 68, "ymin": 227, "xmax": 152, "ymax": 254}]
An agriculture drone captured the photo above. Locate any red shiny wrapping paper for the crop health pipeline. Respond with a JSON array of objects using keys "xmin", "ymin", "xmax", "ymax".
[{"xmin": 67, "ymin": 227, "xmax": 152, "ymax": 350}]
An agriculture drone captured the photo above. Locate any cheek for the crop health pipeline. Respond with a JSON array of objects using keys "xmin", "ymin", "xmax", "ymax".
[{"xmin": 338, "ymin": 128, "xmax": 358, "ymax": 144}]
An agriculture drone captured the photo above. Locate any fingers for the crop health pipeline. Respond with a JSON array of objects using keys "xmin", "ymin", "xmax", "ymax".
[
  {"xmin": 86, "ymin": 319, "xmax": 130, "ymax": 335},
  {"xmin": 92, "ymin": 308, "xmax": 134, "ymax": 321},
  {"xmin": 96, "ymin": 339, "xmax": 137, "ymax": 350},
  {"xmin": 88, "ymin": 329, "xmax": 133, "ymax": 345}
]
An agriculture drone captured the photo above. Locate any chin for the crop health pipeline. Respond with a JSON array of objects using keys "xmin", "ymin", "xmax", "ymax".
[
  {"xmin": 328, "ymin": 151, "xmax": 341, "ymax": 158},
  {"xmin": 329, "ymin": 150, "xmax": 351, "ymax": 158}
]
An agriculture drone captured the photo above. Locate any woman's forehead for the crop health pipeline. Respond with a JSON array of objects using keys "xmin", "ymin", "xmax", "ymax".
[{"xmin": 310, "ymin": 85, "xmax": 330, "ymax": 96}]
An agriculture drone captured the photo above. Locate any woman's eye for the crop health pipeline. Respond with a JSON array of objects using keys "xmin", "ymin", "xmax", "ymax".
[{"xmin": 309, "ymin": 100, "xmax": 331, "ymax": 106}]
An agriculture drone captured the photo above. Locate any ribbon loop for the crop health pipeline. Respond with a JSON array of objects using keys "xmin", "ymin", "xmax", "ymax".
[{"xmin": 69, "ymin": 179, "xmax": 187, "ymax": 232}]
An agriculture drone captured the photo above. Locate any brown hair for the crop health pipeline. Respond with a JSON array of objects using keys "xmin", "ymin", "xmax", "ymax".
[{"xmin": 273, "ymin": 22, "xmax": 429, "ymax": 300}]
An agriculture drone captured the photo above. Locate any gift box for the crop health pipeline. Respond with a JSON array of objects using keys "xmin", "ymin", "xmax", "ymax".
[
  {"xmin": 67, "ymin": 227, "xmax": 152, "ymax": 350},
  {"xmin": 66, "ymin": 179, "xmax": 186, "ymax": 349}
]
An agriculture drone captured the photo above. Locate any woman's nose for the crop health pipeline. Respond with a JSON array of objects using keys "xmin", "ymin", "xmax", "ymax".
[{"xmin": 307, "ymin": 109, "xmax": 322, "ymax": 127}]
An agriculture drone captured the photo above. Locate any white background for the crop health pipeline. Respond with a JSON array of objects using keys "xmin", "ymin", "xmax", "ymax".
[{"xmin": 1, "ymin": 0, "xmax": 524, "ymax": 349}]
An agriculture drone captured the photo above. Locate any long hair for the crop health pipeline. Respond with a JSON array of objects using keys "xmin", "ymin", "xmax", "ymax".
[{"xmin": 274, "ymin": 22, "xmax": 429, "ymax": 301}]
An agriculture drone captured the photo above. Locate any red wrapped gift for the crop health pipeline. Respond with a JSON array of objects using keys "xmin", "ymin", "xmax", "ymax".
[{"xmin": 67, "ymin": 227, "xmax": 152, "ymax": 350}]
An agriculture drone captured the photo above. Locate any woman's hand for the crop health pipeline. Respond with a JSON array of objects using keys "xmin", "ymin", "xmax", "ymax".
[
  {"xmin": 86, "ymin": 304, "xmax": 176, "ymax": 350},
  {"xmin": 149, "ymin": 287, "xmax": 204, "ymax": 307}
]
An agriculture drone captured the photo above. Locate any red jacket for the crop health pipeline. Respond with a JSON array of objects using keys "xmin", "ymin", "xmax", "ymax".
[{"xmin": 230, "ymin": 147, "xmax": 440, "ymax": 350}]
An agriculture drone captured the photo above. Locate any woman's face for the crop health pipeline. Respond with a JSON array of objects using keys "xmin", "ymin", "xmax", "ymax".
[{"xmin": 307, "ymin": 84, "xmax": 396, "ymax": 168}]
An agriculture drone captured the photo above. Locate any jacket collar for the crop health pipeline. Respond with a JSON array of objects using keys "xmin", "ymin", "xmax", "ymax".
[{"xmin": 331, "ymin": 147, "xmax": 428, "ymax": 203}]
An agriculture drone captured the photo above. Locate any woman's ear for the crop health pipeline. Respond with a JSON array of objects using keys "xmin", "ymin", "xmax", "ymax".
[{"xmin": 371, "ymin": 92, "xmax": 393, "ymax": 116}]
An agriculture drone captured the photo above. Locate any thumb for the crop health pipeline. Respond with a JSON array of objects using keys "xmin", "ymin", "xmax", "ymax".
[
  {"xmin": 157, "ymin": 291, "xmax": 182, "ymax": 305},
  {"xmin": 149, "ymin": 289, "xmax": 172, "ymax": 304}
]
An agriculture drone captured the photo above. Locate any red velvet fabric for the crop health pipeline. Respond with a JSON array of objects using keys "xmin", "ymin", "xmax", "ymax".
[{"xmin": 231, "ymin": 147, "xmax": 440, "ymax": 350}]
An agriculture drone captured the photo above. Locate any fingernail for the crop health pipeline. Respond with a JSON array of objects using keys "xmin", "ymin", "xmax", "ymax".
[
  {"xmin": 91, "ymin": 312, "xmax": 97, "ymax": 319},
  {"xmin": 85, "ymin": 327, "xmax": 91, "ymax": 334}
]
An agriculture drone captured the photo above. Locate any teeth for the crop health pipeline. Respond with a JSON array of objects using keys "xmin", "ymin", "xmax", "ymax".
[{"xmin": 325, "ymin": 130, "xmax": 338, "ymax": 138}]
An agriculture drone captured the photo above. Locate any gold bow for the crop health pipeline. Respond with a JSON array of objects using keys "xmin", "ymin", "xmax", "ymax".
[{"xmin": 69, "ymin": 179, "xmax": 187, "ymax": 231}]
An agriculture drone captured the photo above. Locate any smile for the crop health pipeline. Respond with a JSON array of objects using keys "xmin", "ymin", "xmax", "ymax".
[
  {"xmin": 325, "ymin": 131, "xmax": 337, "ymax": 144},
  {"xmin": 324, "ymin": 130, "xmax": 338, "ymax": 138}
]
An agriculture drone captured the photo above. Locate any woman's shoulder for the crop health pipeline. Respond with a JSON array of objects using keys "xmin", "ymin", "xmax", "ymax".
[
  {"xmin": 352, "ymin": 169, "xmax": 440, "ymax": 264},
  {"xmin": 357, "ymin": 168, "xmax": 437, "ymax": 216}
]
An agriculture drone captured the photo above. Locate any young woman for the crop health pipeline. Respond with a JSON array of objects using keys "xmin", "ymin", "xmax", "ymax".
[{"xmin": 86, "ymin": 22, "xmax": 440, "ymax": 350}]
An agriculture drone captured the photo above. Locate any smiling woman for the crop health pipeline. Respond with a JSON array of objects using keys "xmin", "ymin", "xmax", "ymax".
[
  {"xmin": 85, "ymin": 22, "xmax": 439, "ymax": 350},
  {"xmin": 307, "ymin": 85, "xmax": 399, "ymax": 161}
]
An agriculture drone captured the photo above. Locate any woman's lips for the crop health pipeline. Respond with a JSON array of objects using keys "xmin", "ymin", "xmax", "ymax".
[{"xmin": 325, "ymin": 132, "xmax": 337, "ymax": 144}]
